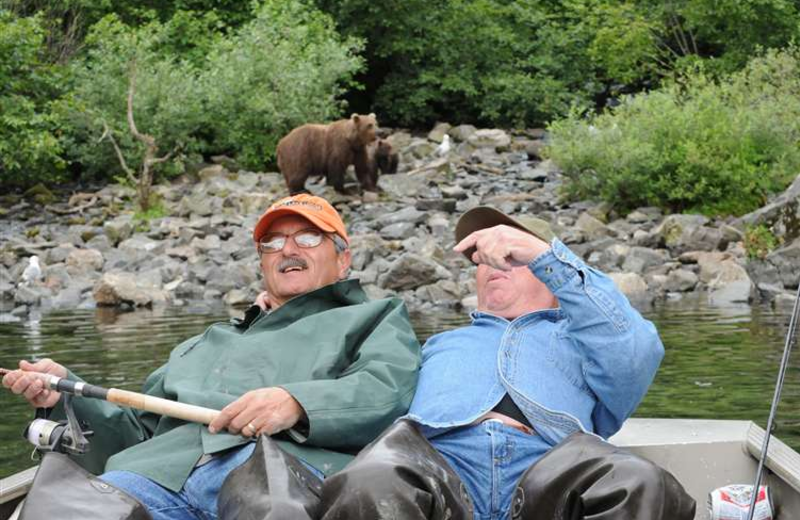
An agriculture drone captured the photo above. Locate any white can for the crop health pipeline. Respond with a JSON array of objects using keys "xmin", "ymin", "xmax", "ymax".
[{"xmin": 707, "ymin": 484, "xmax": 772, "ymax": 520}]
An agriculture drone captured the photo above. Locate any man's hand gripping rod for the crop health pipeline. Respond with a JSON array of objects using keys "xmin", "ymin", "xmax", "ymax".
[{"xmin": 0, "ymin": 367, "xmax": 220, "ymax": 425}]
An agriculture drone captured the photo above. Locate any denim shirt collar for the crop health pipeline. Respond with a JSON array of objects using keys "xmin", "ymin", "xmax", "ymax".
[{"xmin": 470, "ymin": 307, "xmax": 564, "ymax": 326}]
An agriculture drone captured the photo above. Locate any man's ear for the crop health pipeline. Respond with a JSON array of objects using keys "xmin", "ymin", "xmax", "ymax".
[{"xmin": 337, "ymin": 249, "xmax": 352, "ymax": 280}]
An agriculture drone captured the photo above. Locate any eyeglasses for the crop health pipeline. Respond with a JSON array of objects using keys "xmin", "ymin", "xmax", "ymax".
[{"xmin": 258, "ymin": 228, "xmax": 331, "ymax": 254}]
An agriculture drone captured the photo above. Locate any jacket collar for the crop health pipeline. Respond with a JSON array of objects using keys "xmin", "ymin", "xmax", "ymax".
[{"xmin": 238, "ymin": 279, "xmax": 367, "ymax": 329}]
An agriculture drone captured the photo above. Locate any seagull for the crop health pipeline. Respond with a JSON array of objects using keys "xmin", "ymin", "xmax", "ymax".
[
  {"xmin": 436, "ymin": 134, "xmax": 451, "ymax": 157},
  {"xmin": 20, "ymin": 255, "xmax": 42, "ymax": 287}
]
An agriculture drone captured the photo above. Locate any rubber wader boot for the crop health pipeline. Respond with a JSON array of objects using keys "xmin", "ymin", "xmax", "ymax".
[
  {"xmin": 319, "ymin": 420, "xmax": 473, "ymax": 520},
  {"xmin": 510, "ymin": 432, "xmax": 696, "ymax": 520},
  {"xmin": 218, "ymin": 434, "xmax": 323, "ymax": 520},
  {"xmin": 19, "ymin": 452, "xmax": 152, "ymax": 520}
]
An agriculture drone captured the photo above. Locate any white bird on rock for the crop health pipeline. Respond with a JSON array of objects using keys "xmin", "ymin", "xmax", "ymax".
[
  {"xmin": 20, "ymin": 255, "xmax": 42, "ymax": 287},
  {"xmin": 436, "ymin": 134, "xmax": 451, "ymax": 157}
]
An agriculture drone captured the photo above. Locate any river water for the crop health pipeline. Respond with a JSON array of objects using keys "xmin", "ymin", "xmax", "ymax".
[{"xmin": 1, "ymin": 296, "xmax": 798, "ymax": 478}]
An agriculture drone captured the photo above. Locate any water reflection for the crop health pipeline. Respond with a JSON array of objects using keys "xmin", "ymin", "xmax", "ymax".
[{"xmin": 0, "ymin": 298, "xmax": 796, "ymax": 479}]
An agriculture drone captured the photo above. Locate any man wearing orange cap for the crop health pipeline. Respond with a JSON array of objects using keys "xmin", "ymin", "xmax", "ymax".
[{"xmin": 3, "ymin": 194, "xmax": 421, "ymax": 520}]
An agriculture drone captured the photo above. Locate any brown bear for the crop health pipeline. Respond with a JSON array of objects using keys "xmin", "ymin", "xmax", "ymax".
[
  {"xmin": 277, "ymin": 113, "xmax": 378, "ymax": 194},
  {"xmin": 354, "ymin": 138, "xmax": 399, "ymax": 191}
]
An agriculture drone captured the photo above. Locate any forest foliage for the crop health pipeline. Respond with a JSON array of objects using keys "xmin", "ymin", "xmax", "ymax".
[{"xmin": 2, "ymin": 0, "xmax": 800, "ymax": 215}]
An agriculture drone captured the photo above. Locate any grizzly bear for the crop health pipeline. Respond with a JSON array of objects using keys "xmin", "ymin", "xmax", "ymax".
[
  {"xmin": 277, "ymin": 113, "xmax": 378, "ymax": 194},
  {"xmin": 354, "ymin": 138, "xmax": 399, "ymax": 191}
]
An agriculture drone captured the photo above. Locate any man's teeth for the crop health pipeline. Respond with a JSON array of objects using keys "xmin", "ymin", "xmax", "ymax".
[{"xmin": 283, "ymin": 266, "xmax": 305, "ymax": 273}]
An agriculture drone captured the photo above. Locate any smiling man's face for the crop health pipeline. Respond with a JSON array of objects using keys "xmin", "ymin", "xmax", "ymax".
[
  {"xmin": 259, "ymin": 215, "xmax": 351, "ymax": 308},
  {"xmin": 476, "ymin": 263, "xmax": 558, "ymax": 319}
]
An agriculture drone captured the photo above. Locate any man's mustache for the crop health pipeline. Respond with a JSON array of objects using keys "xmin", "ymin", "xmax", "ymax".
[{"xmin": 278, "ymin": 257, "xmax": 308, "ymax": 273}]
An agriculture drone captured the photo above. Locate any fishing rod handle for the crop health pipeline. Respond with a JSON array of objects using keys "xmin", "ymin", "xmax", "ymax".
[{"xmin": 107, "ymin": 389, "xmax": 220, "ymax": 425}]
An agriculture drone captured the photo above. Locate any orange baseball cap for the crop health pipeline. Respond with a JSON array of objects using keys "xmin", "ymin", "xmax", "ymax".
[{"xmin": 253, "ymin": 194, "xmax": 350, "ymax": 245}]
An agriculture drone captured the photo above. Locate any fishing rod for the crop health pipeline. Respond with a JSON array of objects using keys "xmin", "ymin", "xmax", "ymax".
[
  {"xmin": 746, "ymin": 282, "xmax": 800, "ymax": 520},
  {"xmin": 0, "ymin": 368, "xmax": 220, "ymax": 425}
]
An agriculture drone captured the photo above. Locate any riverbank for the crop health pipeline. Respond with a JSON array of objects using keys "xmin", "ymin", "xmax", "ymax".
[{"xmin": 1, "ymin": 123, "xmax": 798, "ymax": 319}]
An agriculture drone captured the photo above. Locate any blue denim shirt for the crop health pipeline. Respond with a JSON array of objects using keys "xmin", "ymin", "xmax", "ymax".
[{"xmin": 405, "ymin": 239, "xmax": 664, "ymax": 446}]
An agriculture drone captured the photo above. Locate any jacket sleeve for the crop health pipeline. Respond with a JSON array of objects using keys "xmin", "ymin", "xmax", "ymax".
[
  {"xmin": 279, "ymin": 298, "xmax": 421, "ymax": 450},
  {"xmin": 46, "ymin": 363, "xmax": 169, "ymax": 474},
  {"xmin": 529, "ymin": 239, "xmax": 664, "ymax": 438}
]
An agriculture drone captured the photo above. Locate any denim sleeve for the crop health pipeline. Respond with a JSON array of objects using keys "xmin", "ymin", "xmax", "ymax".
[{"xmin": 529, "ymin": 239, "xmax": 664, "ymax": 438}]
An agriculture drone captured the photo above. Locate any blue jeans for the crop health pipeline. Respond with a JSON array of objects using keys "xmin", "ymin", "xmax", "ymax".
[
  {"xmin": 101, "ymin": 443, "xmax": 324, "ymax": 520},
  {"xmin": 430, "ymin": 420, "xmax": 552, "ymax": 520}
]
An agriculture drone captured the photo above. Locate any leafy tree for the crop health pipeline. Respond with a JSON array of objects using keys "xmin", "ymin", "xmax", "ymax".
[
  {"xmin": 59, "ymin": 14, "xmax": 205, "ymax": 187},
  {"xmin": 0, "ymin": 10, "xmax": 66, "ymax": 188},
  {"xmin": 59, "ymin": 0, "xmax": 362, "ymax": 188}
]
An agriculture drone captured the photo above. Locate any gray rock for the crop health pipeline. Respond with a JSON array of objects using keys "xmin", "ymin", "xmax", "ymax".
[
  {"xmin": 51, "ymin": 286, "xmax": 85, "ymax": 309},
  {"xmin": 774, "ymin": 291, "xmax": 799, "ymax": 310},
  {"xmin": 705, "ymin": 260, "xmax": 754, "ymax": 305},
  {"xmin": 223, "ymin": 289, "xmax": 251, "ymax": 306},
  {"xmin": 85, "ymin": 234, "xmax": 113, "ymax": 253},
  {"xmin": 427, "ymin": 123, "xmax": 452, "ymax": 143},
  {"xmin": 14, "ymin": 284, "xmax": 48, "ymax": 305},
  {"xmin": 708, "ymin": 278, "xmax": 753, "ymax": 305},
  {"xmin": 375, "ymin": 207, "xmax": 426, "ymax": 228},
  {"xmin": 104, "ymin": 215, "xmax": 134, "ymax": 245},
  {"xmin": 46, "ymin": 243, "xmax": 77, "ymax": 264},
  {"xmin": 607, "ymin": 272, "xmax": 652, "ymax": 305},
  {"xmin": 746, "ymin": 259, "xmax": 783, "ymax": 289},
  {"xmin": 380, "ymin": 222, "xmax": 417, "ymax": 240},
  {"xmin": 415, "ymin": 199, "xmax": 457, "ymax": 213},
  {"xmin": 756, "ymin": 282, "xmax": 787, "ymax": 302},
  {"xmin": 0, "ymin": 313, "xmax": 21, "ymax": 323},
  {"xmin": 652, "ymin": 214, "xmax": 709, "ymax": 252},
  {"xmin": 765, "ymin": 239, "xmax": 800, "ymax": 288},
  {"xmin": 626, "ymin": 210, "xmax": 652, "ymax": 224},
  {"xmin": 386, "ymin": 131, "xmax": 413, "ymax": 150},
  {"xmin": 414, "ymin": 279, "xmax": 461, "ymax": 306},
  {"xmin": 575, "ymin": 212, "xmax": 612, "ymax": 241},
  {"xmin": 621, "ymin": 247, "xmax": 669, "ymax": 274},
  {"xmin": 378, "ymin": 253, "xmax": 449, "ymax": 291},
  {"xmin": 93, "ymin": 272, "xmax": 167, "ymax": 307},
  {"xmin": 178, "ymin": 193, "xmax": 218, "ymax": 217},
  {"xmin": 440, "ymin": 185, "xmax": 467, "ymax": 200},
  {"xmin": 204, "ymin": 263, "xmax": 258, "ymax": 295},
  {"xmin": 119, "ymin": 235, "xmax": 165, "ymax": 256},
  {"xmin": 66, "ymin": 248, "xmax": 104, "ymax": 272},
  {"xmin": 665, "ymin": 269, "xmax": 699, "ymax": 292},
  {"xmin": 449, "ymin": 125, "xmax": 477, "ymax": 142},
  {"xmin": 736, "ymin": 174, "xmax": 800, "ymax": 242},
  {"xmin": 407, "ymin": 139, "xmax": 437, "ymax": 159},
  {"xmin": 191, "ymin": 234, "xmax": 222, "ymax": 252}
]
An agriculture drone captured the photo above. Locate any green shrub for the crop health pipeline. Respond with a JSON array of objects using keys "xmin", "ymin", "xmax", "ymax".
[
  {"xmin": 545, "ymin": 47, "xmax": 800, "ymax": 216},
  {"xmin": 0, "ymin": 11, "xmax": 67, "ymax": 188},
  {"xmin": 744, "ymin": 224, "xmax": 781, "ymax": 260}
]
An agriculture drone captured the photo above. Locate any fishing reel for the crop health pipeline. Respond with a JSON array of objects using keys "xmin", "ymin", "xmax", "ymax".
[{"xmin": 23, "ymin": 394, "xmax": 92, "ymax": 456}]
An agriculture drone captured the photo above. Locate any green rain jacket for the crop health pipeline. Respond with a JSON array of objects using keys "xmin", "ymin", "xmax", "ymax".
[{"xmin": 53, "ymin": 279, "xmax": 420, "ymax": 492}]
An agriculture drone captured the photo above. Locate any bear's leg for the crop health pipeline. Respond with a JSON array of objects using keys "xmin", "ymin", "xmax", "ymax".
[
  {"xmin": 285, "ymin": 171, "xmax": 310, "ymax": 195},
  {"xmin": 326, "ymin": 169, "xmax": 347, "ymax": 194}
]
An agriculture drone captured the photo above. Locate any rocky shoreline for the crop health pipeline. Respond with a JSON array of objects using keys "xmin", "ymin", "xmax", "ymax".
[{"xmin": 1, "ymin": 123, "xmax": 799, "ymax": 321}]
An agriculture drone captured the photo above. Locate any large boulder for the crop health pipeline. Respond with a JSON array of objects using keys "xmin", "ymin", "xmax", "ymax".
[
  {"xmin": 93, "ymin": 272, "xmax": 167, "ymax": 307},
  {"xmin": 66, "ymin": 248, "xmax": 104, "ymax": 272},
  {"xmin": 737, "ymin": 174, "xmax": 800, "ymax": 242},
  {"xmin": 378, "ymin": 253, "xmax": 450, "ymax": 291}
]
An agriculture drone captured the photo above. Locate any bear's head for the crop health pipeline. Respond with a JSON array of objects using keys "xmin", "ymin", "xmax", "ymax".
[{"xmin": 350, "ymin": 113, "xmax": 378, "ymax": 147}]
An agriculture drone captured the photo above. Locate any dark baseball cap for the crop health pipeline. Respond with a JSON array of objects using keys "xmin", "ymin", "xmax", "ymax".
[{"xmin": 455, "ymin": 206, "xmax": 555, "ymax": 262}]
